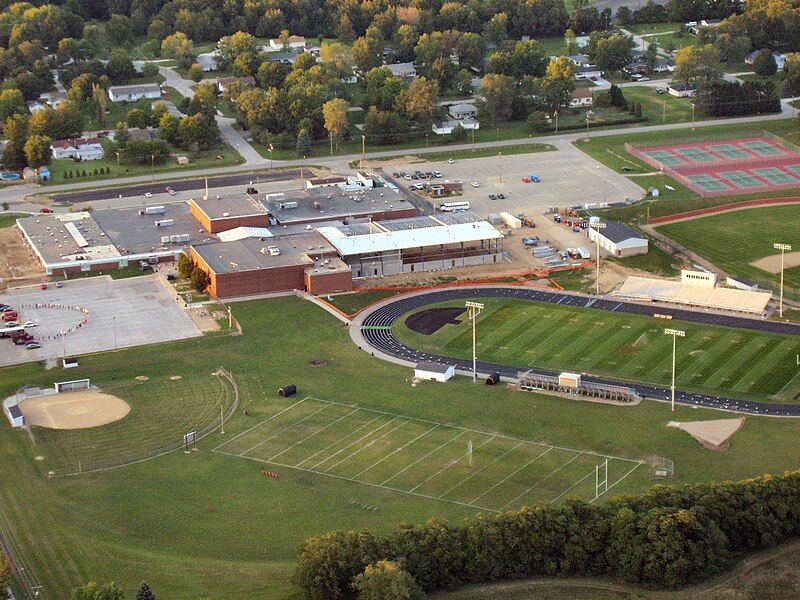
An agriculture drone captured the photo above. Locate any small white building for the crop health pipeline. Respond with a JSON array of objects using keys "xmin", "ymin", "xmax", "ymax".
[
  {"xmin": 576, "ymin": 65, "xmax": 602, "ymax": 80},
  {"xmin": 268, "ymin": 35, "xmax": 306, "ymax": 51},
  {"xmin": 668, "ymin": 83, "xmax": 698, "ymax": 98},
  {"xmin": 386, "ymin": 62, "xmax": 417, "ymax": 79},
  {"xmin": 569, "ymin": 88, "xmax": 594, "ymax": 108},
  {"xmin": 587, "ymin": 220, "xmax": 649, "ymax": 257},
  {"xmin": 566, "ymin": 54, "xmax": 592, "ymax": 67},
  {"xmin": 681, "ymin": 269, "xmax": 717, "ymax": 288},
  {"xmin": 51, "ymin": 137, "xmax": 105, "ymax": 161},
  {"xmin": 574, "ymin": 36, "xmax": 590, "ymax": 48},
  {"xmin": 414, "ymin": 362, "xmax": 455, "ymax": 382},
  {"xmin": 108, "ymin": 84, "xmax": 162, "ymax": 102},
  {"xmin": 197, "ymin": 51, "xmax": 221, "ymax": 72},
  {"xmin": 2, "ymin": 397, "xmax": 24, "ymax": 427},
  {"xmin": 432, "ymin": 118, "xmax": 479, "ymax": 135},
  {"xmin": 449, "ymin": 103, "xmax": 477, "ymax": 120}
]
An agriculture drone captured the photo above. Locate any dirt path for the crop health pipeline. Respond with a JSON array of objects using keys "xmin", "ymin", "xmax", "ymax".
[{"xmin": 751, "ymin": 251, "xmax": 800, "ymax": 274}]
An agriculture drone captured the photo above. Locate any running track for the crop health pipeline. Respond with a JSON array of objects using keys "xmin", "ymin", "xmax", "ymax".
[{"xmin": 356, "ymin": 286, "xmax": 800, "ymax": 417}]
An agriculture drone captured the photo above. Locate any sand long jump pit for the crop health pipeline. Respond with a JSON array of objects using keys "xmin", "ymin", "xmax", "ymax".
[{"xmin": 20, "ymin": 389, "xmax": 130, "ymax": 430}]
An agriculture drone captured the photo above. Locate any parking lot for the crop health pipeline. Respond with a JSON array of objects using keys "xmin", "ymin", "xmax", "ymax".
[
  {"xmin": 0, "ymin": 276, "xmax": 201, "ymax": 367},
  {"xmin": 385, "ymin": 144, "xmax": 643, "ymax": 219}
]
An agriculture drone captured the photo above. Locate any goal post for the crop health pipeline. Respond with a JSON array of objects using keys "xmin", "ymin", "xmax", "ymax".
[{"xmin": 54, "ymin": 379, "xmax": 91, "ymax": 393}]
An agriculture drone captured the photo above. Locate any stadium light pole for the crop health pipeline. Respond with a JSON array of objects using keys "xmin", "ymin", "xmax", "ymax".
[
  {"xmin": 664, "ymin": 328, "xmax": 685, "ymax": 412},
  {"xmin": 589, "ymin": 221, "xmax": 606, "ymax": 296},
  {"xmin": 774, "ymin": 243, "xmax": 792, "ymax": 318},
  {"xmin": 466, "ymin": 301, "xmax": 484, "ymax": 383}
]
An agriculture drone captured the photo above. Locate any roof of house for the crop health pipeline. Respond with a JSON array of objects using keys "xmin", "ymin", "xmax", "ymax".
[
  {"xmin": 669, "ymin": 83, "xmax": 698, "ymax": 91},
  {"xmin": 594, "ymin": 220, "xmax": 645, "ymax": 244},
  {"xmin": 571, "ymin": 87, "xmax": 593, "ymax": 99},
  {"xmin": 449, "ymin": 103, "xmax": 477, "ymax": 113},
  {"xmin": 386, "ymin": 62, "xmax": 415, "ymax": 75},
  {"xmin": 415, "ymin": 362, "xmax": 452, "ymax": 374},
  {"xmin": 270, "ymin": 35, "xmax": 306, "ymax": 44},
  {"xmin": 51, "ymin": 137, "xmax": 102, "ymax": 149},
  {"xmin": 576, "ymin": 65, "xmax": 601, "ymax": 73},
  {"xmin": 108, "ymin": 83, "xmax": 161, "ymax": 95}
]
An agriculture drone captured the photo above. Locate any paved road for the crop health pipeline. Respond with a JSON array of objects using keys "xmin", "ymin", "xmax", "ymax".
[{"xmin": 352, "ymin": 286, "xmax": 800, "ymax": 417}]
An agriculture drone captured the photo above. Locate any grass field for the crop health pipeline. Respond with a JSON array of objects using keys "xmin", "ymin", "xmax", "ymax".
[
  {"xmin": 3, "ymin": 298, "xmax": 800, "ymax": 598},
  {"xmin": 656, "ymin": 204, "xmax": 800, "ymax": 293},
  {"xmin": 394, "ymin": 298, "xmax": 800, "ymax": 400},
  {"xmin": 0, "ymin": 212, "xmax": 29, "ymax": 228},
  {"xmin": 325, "ymin": 289, "xmax": 401, "ymax": 314}
]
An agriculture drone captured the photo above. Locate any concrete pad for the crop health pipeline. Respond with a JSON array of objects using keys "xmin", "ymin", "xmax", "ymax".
[
  {"xmin": 668, "ymin": 417, "xmax": 745, "ymax": 451},
  {"xmin": 0, "ymin": 275, "xmax": 201, "ymax": 367}
]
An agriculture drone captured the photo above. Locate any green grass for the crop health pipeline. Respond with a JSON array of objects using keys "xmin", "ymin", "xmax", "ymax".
[
  {"xmin": 3, "ymin": 298, "xmax": 800, "ymax": 598},
  {"xmin": 627, "ymin": 22, "xmax": 683, "ymax": 35},
  {"xmin": 394, "ymin": 297, "xmax": 800, "ymax": 400},
  {"xmin": 533, "ymin": 36, "xmax": 566, "ymax": 56},
  {"xmin": 739, "ymin": 73, "xmax": 783, "ymax": 97},
  {"xmin": 324, "ymin": 289, "xmax": 401, "ymax": 314},
  {"xmin": 656, "ymin": 204, "xmax": 800, "ymax": 293},
  {"xmin": 0, "ymin": 212, "xmax": 29, "ymax": 228},
  {"xmin": 609, "ymin": 240, "xmax": 682, "ymax": 276},
  {"xmin": 622, "ymin": 86, "xmax": 697, "ymax": 125},
  {"xmin": 51, "ymin": 265, "xmax": 152, "ymax": 282},
  {"xmin": 645, "ymin": 31, "xmax": 696, "ymax": 51}
]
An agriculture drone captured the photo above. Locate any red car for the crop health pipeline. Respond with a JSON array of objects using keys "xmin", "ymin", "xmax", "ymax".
[
  {"xmin": 2, "ymin": 311, "xmax": 18, "ymax": 322},
  {"xmin": 39, "ymin": 208, "xmax": 53, "ymax": 214},
  {"xmin": 40, "ymin": 283, "xmax": 47, "ymax": 290}
]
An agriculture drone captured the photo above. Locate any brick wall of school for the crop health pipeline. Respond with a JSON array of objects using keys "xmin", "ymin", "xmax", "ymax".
[
  {"xmin": 189, "ymin": 200, "xmax": 271, "ymax": 234},
  {"xmin": 304, "ymin": 268, "xmax": 353, "ymax": 295}
]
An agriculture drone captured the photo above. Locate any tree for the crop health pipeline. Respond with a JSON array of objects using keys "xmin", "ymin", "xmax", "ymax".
[
  {"xmin": 187, "ymin": 63, "xmax": 203, "ymax": 83},
  {"xmin": 296, "ymin": 128, "xmax": 312, "ymax": 156},
  {"xmin": 161, "ymin": 33, "xmax": 195, "ymax": 69},
  {"xmin": 402, "ymin": 77, "xmax": 438, "ymax": 126},
  {"xmin": 594, "ymin": 35, "xmax": 633, "ymax": 74},
  {"xmin": 363, "ymin": 107, "xmax": 408, "ymax": 145},
  {"xmin": 322, "ymin": 98, "xmax": 349, "ymax": 150},
  {"xmin": 527, "ymin": 110, "xmax": 549, "ymax": 132},
  {"xmin": 24, "ymin": 134, "xmax": 52, "ymax": 168},
  {"xmin": 481, "ymin": 73, "xmax": 516, "ymax": 121},
  {"xmin": 644, "ymin": 42, "xmax": 659, "ymax": 72},
  {"xmin": 483, "ymin": 13, "xmax": 509, "ymax": 47},
  {"xmin": 136, "ymin": 582, "xmax": 156, "ymax": 600},
  {"xmin": 127, "ymin": 108, "xmax": 150, "ymax": 129},
  {"xmin": 617, "ymin": 6, "xmax": 632, "ymax": 26},
  {"xmin": 782, "ymin": 54, "xmax": 800, "ymax": 98},
  {"xmin": 178, "ymin": 113, "xmax": 218, "ymax": 150},
  {"xmin": 0, "ymin": 552, "xmax": 10, "ymax": 600},
  {"xmin": 753, "ymin": 48, "xmax": 777, "ymax": 77},
  {"xmin": 714, "ymin": 33, "xmax": 751, "ymax": 64},
  {"xmin": 3, "ymin": 114, "xmax": 28, "ymax": 170},
  {"xmin": 320, "ymin": 42, "xmax": 352, "ymax": 72},
  {"xmin": 106, "ymin": 14, "xmax": 132, "ymax": 46},
  {"xmin": 114, "ymin": 121, "xmax": 130, "ymax": 149},
  {"xmin": 121, "ymin": 138, "xmax": 170, "ymax": 165},
  {"xmin": 455, "ymin": 33, "xmax": 485, "ymax": 71},
  {"xmin": 674, "ymin": 44, "xmax": 722, "ymax": 84},
  {"xmin": 177, "ymin": 253, "xmax": 194, "ymax": 278},
  {"xmin": 190, "ymin": 267, "xmax": 210, "ymax": 293},
  {"xmin": 257, "ymin": 61, "xmax": 292, "ymax": 89},
  {"xmin": 69, "ymin": 581, "xmax": 125, "ymax": 600},
  {"xmin": 0, "ymin": 89, "xmax": 26, "ymax": 121},
  {"xmin": 105, "ymin": 50, "xmax": 135, "ymax": 83},
  {"xmin": 353, "ymin": 561, "xmax": 425, "ymax": 600},
  {"xmin": 450, "ymin": 122, "xmax": 467, "ymax": 142},
  {"xmin": 352, "ymin": 36, "xmax": 382, "ymax": 72},
  {"xmin": 608, "ymin": 84, "xmax": 627, "ymax": 108}
]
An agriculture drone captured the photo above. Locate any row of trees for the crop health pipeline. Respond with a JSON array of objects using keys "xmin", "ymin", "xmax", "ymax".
[
  {"xmin": 177, "ymin": 254, "xmax": 210, "ymax": 293},
  {"xmin": 70, "ymin": 581, "xmax": 156, "ymax": 600},
  {"xmin": 296, "ymin": 470, "xmax": 800, "ymax": 599}
]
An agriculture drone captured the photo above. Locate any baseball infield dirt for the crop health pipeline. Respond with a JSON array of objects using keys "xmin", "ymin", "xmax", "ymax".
[
  {"xmin": 20, "ymin": 390, "xmax": 131, "ymax": 429},
  {"xmin": 668, "ymin": 417, "xmax": 745, "ymax": 451},
  {"xmin": 750, "ymin": 251, "xmax": 800, "ymax": 274}
]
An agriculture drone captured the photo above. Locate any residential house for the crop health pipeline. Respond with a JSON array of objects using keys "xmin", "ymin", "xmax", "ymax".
[
  {"xmin": 625, "ymin": 61, "xmax": 650, "ymax": 75},
  {"xmin": 687, "ymin": 19, "xmax": 722, "ymax": 35},
  {"xmin": 108, "ymin": 84, "xmax": 162, "ymax": 102},
  {"xmin": 268, "ymin": 35, "xmax": 306, "ymax": 51},
  {"xmin": 448, "ymin": 103, "xmax": 478, "ymax": 120},
  {"xmin": 653, "ymin": 59, "xmax": 676, "ymax": 73},
  {"xmin": 263, "ymin": 50, "xmax": 300, "ymax": 64},
  {"xmin": 576, "ymin": 65, "xmax": 602, "ymax": 80},
  {"xmin": 566, "ymin": 54, "xmax": 592, "ymax": 67},
  {"xmin": 569, "ymin": 88, "xmax": 594, "ymax": 108},
  {"xmin": 197, "ymin": 51, "xmax": 221, "ymax": 72},
  {"xmin": 216, "ymin": 76, "xmax": 256, "ymax": 94},
  {"xmin": 667, "ymin": 83, "xmax": 698, "ymax": 98},
  {"xmin": 432, "ymin": 118, "xmax": 479, "ymax": 135},
  {"xmin": 744, "ymin": 51, "xmax": 786, "ymax": 70},
  {"xmin": 51, "ymin": 137, "xmax": 105, "ymax": 161},
  {"xmin": 574, "ymin": 36, "xmax": 590, "ymax": 48},
  {"xmin": 385, "ymin": 62, "xmax": 417, "ymax": 79}
]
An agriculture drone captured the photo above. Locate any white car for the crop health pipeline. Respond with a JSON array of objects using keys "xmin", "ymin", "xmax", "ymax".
[
  {"xmin": 4, "ymin": 322, "xmax": 19, "ymax": 328},
  {"xmin": 144, "ymin": 192, "xmax": 153, "ymax": 198},
  {"xmin": 23, "ymin": 321, "xmax": 38, "ymax": 327},
  {"xmin": 447, "ymin": 159, "xmax": 455, "ymax": 164},
  {"xmin": 471, "ymin": 181, "xmax": 480, "ymax": 188}
]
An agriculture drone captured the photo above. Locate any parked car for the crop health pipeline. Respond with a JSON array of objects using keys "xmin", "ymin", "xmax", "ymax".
[
  {"xmin": 447, "ymin": 159, "xmax": 454, "ymax": 164},
  {"xmin": 522, "ymin": 177, "xmax": 530, "ymax": 183},
  {"xmin": 23, "ymin": 321, "xmax": 38, "ymax": 327},
  {"xmin": 498, "ymin": 193, "xmax": 506, "ymax": 199},
  {"xmin": 166, "ymin": 274, "xmax": 176, "ymax": 281},
  {"xmin": 3, "ymin": 312, "xmax": 19, "ymax": 321},
  {"xmin": 39, "ymin": 207, "xmax": 53, "ymax": 214},
  {"xmin": 26, "ymin": 342, "xmax": 41, "ymax": 350},
  {"xmin": 471, "ymin": 181, "xmax": 480, "ymax": 188},
  {"xmin": 40, "ymin": 283, "xmax": 47, "ymax": 290},
  {"xmin": 4, "ymin": 321, "xmax": 20, "ymax": 328},
  {"xmin": 55, "ymin": 281, "xmax": 63, "ymax": 288},
  {"xmin": 392, "ymin": 172, "xmax": 400, "ymax": 177},
  {"xmin": 15, "ymin": 336, "xmax": 33, "ymax": 346},
  {"xmin": 144, "ymin": 192, "xmax": 153, "ymax": 198},
  {"xmin": 488, "ymin": 194, "xmax": 497, "ymax": 200},
  {"xmin": 522, "ymin": 237, "xmax": 539, "ymax": 247},
  {"xmin": 166, "ymin": 187, "xmax": 175, "ymax": 195},
  {"xmin": 434, "ymin": 171, "xmax": 442, "ymax": 177},
  {"xmin": 0, "ymin": 304, "xmax": 11, "ymax": 311},
  {"xmin": 639, "ymin": 76, "xmax": 650, "ymax": 82},
  {"xmin": 656, "ymin": 87, "xmax": 668, "ymax": 94}
]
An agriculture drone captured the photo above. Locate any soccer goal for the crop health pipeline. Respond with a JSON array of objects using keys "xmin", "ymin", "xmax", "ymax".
[{"xmin": 54, "ymin": 379, "xmax": 91, "ymax": 393}]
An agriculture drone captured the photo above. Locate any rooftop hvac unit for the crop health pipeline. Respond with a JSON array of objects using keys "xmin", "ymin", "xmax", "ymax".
[
  {"xmin": 222, "ymin": 212, "xmax": 230, "ymax": 217},
  {"xmin": 279, "ymin": 201, "xmax": 298, "ymax": 209},
  {"xmin": 160, "ymin": 235, "xmax": 170, "ymax": 243},
  {"xmin": 268, "ymin": 246, "xmax": 281, "ymax": 256},
  {"xmin": 144, "ymin": 205, "xmax": 166, "ymax": 215},
  {"xmin": 170, "ymin": 235, "xmax": 181, "ymax": 243},
  {"xmin": 154, "ymin": 219, "xmax": 174, "ymax": 227},
  {"xmin": 179, "ymin": 234, "xmax": 190, "ymax": 242}
]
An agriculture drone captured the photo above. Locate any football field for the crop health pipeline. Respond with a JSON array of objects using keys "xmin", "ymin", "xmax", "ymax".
[
  {"xmin": 394, "ymin": 299, "xmax": 800, "ymax": 400},
  {"xmin": 213, "ymin": 396, "xmax": 645, "ymax": 513}
]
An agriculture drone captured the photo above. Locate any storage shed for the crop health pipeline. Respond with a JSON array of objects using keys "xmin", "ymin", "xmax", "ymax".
[{"xmin": 414, "ymin": 362, "xmax": 455, "ymax": 382}]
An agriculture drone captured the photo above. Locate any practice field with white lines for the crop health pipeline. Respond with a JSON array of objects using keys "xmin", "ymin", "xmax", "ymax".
[{"xmin": 213, "ymin": 397, "xmax": 643, "ymax": 512}]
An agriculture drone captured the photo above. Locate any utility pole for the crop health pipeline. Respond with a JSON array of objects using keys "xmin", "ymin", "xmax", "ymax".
[
  {"xmin": 268, "ymin": 143, "xmax": 274, "ymax": 170},
  {"xmin": 589, "ymin": 221, "xmax": 606, "ymax": 296},
  {"xmin": 150, "ymin": 154, "xmax": 155, "ymax": 181},
  {"xmin": 664, "ymin": 328, "xmax": 685, "ymax": 412},
  {"xmin": 360, "ymin": 134, "xmax": 365, "ymax": 170},
  {"xmin": 466, "ymin": 301, "xmax": 484, "ymax": 383},
  {"xmin": 774, "ymin": 243, "xmax": 792, "ymax": 318}
]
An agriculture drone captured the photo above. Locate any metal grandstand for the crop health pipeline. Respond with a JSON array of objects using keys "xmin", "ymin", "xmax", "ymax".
[{"xmin": 518, "ymin": 371, "xmax": 641, "ymax": 403}]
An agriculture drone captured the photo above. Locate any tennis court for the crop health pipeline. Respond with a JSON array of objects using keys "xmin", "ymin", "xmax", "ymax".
[
  {"xmin": 213, "ymin": 397, "xmax": 644, "ymax": 512},
  {"xmin": 719, "ymin": 170, "xmax": 765, "ymax": 189},
  {"xmin": 628, "ymin": 136, "xmax": 800, "ymax": 196}
]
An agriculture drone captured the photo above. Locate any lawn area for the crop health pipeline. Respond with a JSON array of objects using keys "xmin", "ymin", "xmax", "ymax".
[
  {"xmin": 394, "ymin": 297, "xmax": 800, "ymax": 400},
  {"xmin": 0, "ymin": 212, "xmax": 29, "ymax": 228},
  {"xmin": 609, "ymin": 239, "xmax": 682, "ymax": 276},
  {"xmin": 656, "ymin": 204, "xmax": 800, "ymax": 294},
  {"xmin": 622, "ymin": 86, "xmax": 696, "ymax": 125},
  {"xmin": 324, "ymin": 289, "xmax": 402, "ymax": 314},
  {"xmin": 44, "ymin": 138, "xmax": 244, "ymax": 185},
  {"xmin": 2, "ymin": 297, "xmax": 800, "ymax": 598},
  {"xmin": 352, "ymin": 142, "xmax": 557, "ymax": 167},
  {"xmin": 645, "ymin": 31, "xmax": 696, "ymax": 52},
  {"xmin": 533, "ymin": 36, "xmax": 566, "ymax": 56},
  {"xmin": 627, "ymin": 22, "xmax": 683, "ymax": 35}
]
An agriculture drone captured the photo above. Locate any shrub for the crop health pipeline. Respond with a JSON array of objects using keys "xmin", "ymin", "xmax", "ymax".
[{"xmin": 353, "ymin": 561, "xmax": 425, "ymax": 600}]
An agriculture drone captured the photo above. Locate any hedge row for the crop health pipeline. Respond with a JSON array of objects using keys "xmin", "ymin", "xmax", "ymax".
[{"xmin": 295, "ymin": 471, "xmax": 800, "ymax": 599}]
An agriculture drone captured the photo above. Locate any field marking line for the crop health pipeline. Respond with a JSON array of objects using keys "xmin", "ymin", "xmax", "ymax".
[
  {"xmin": 499, "ymin": 451, "xmax": 584, "ymax": 511},
  {"xmin": 380, "ymin": 430, "xmax": 466, "ymax": 486},
  {"xmin": 352, "ymin": 424, "xmax": 440, "ymax": 479},
  {"xmin": 214, "ymin": 448, "xmax": 500, "ymax": 514},
  {"xmin": 439, "ymin": 441, "xmax": 526, "ymax": 499},
  {"xmin": 294, "ymin": 415, "xmax": 385, "ymax": 468},
  {"xmin": 267, "ymin": 408, "xmax": 360, "ymax": 462},
  {"xmin": 323, "ymin": 419, "xmax": 409, "ymax": 473},
  {"xmin": 303, "ymin": 396, "xmax": 639, "ymax": 464},
  {"xmin": 240, "ymin": 404, "xmax": 331, "ymax": 457},
  {"xmin": 212, "ymin": 398, "xmax": 306, "ymax": 452},
  {"xmin": 590, "ymin": 462, "xmax": 643, "ymax": 504},
  {"xmin": 409, "ymin": 435, "xmax": 496, "ymax": 493},
  {"xmin": 309, "ymin": 417, "xmax": 399, "ymax": 470},
  {"xmin": 549, "ymin": 467, "xmax": 597, "ymax": 504},
  {"xmin": 469, "ymin": 446, "xmax": 553, "ymax": 505}
]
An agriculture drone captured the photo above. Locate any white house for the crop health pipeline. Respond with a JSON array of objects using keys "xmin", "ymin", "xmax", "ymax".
[
  {"xmin": 386, "ymin": 62, "xmax": 417, "ymax": 79},
  {"xmin": 574, "ymin": 35, "xmax": 590, "ymax": 48},
  {"xmin": 51, "ymin": 137, "xmax": 105, "ymax": 161},
  {"xmin": 414, "ymin": 362, "xmax": 455, "ymax": 382},
  {"xmin": 687, "ymin": 19, "xmax": 722, "ymax": 35},
  {"xmin": 432, "ymin": 118, "xmax": 480, "ymax": 135},
  {"xmin": 197, "ymin": 51, "xmax": 221, "ymax": 72},
  {"xmin": 108, "ymin": 84, "xmax": 162, "ymax": 102},
  {"xmin": 668, "ymin": 83, "xmax": 698, "ymax": 98},
  {"xmin": 268, "ymin": 35, "xmax": 306, "ymax": 51},
  {"xmin": 569, "ymin": 87, "xmax": 594, "ymax": 108},
  {"xmin": 587, "ymin": 220, "xmax": 648, "ymax": 257},
  {"xmin": 448, "ymin": 103, "xmax": 478, "ymax": 120},
  {"xmin": 576, "ymin": 65, "xmax": 602, "ymax": 80},
  {"xmin": 653, "ymin": 59, "xmax": 676, "ymax": 73},
  {"xmin": 566, "ymin": 54, "xmax": 592, "ymax": 67}
]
